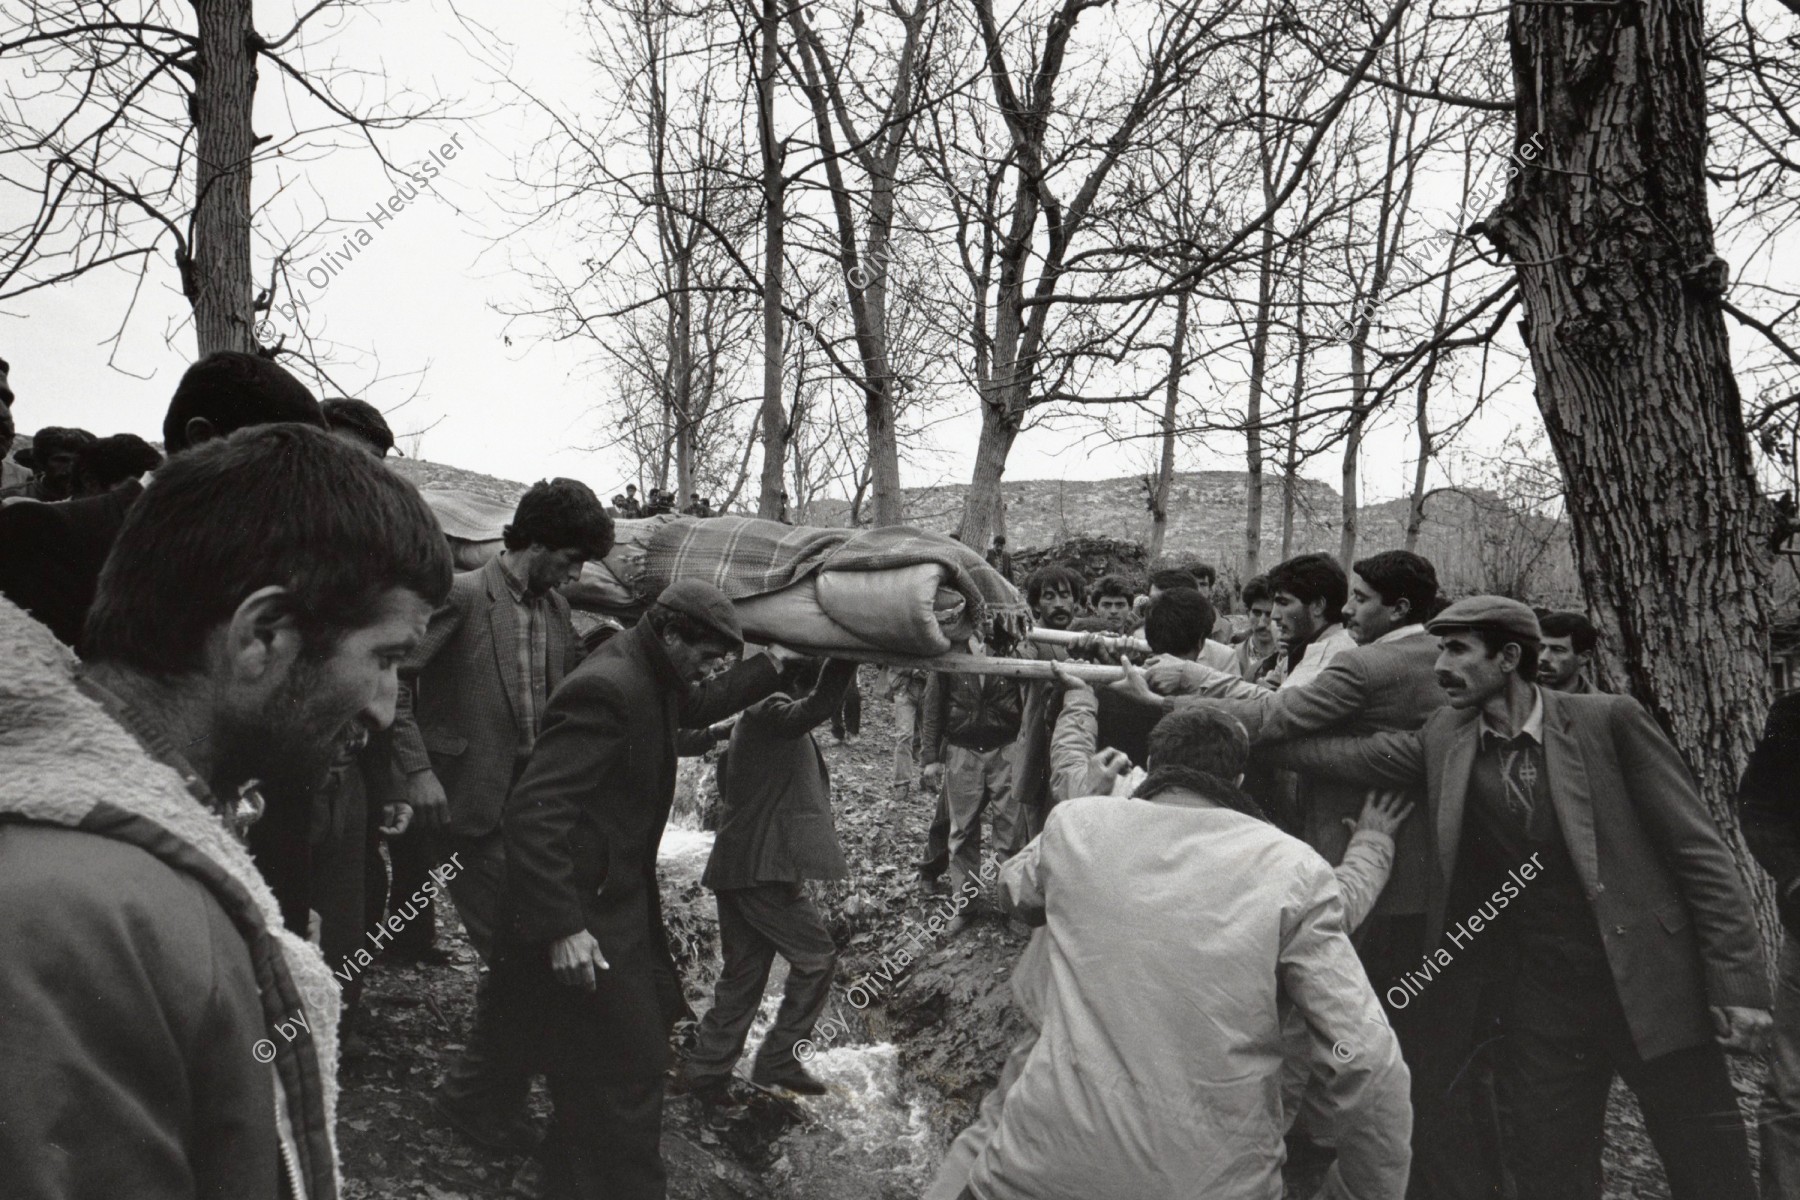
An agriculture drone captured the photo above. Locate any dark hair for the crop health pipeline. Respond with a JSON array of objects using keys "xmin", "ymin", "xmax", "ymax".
[
  {"xmin": 85, "ymin": 425, "xmax": 452, "ymax": 675},
  {"xmin": 163, "ymin": 352, "xmax": 324, "ymax": 453},
  {"xmin": 20, "ymin": 426, "xmax": 96, "ymax": 467},
  {"xmin": 1351, "ymin": 550, "xmax": 1439, "ymax": 624},
  {"xmin": 1241, "ymin": 574, "xmax": 1273, "ymax": 606},
  {"xmin": 75, "ymin": 434, "xmax": 162, "ymax": 489},
  {"xmin": 321, "ymin": 398, "xmax": 395, "ymax": 457},
  {"xmin": 1150, "ymin": 568, "xmax": 1200, "ymax": 593},
  {"xmin": 1469, "ymin": 627, "xmax": 1542, "ymax": 677},
  {"xmin": 502, "ymin": 477, "xmax": 615, "ymax": 558},
  {"xmin": 1143, "ymin": 589, "xmax": 1216, "ymax": 656},
  {"xmin": 1091, "ymin": 574, "xmax": 1134, "ymax": 603},
  {"xmin": 1539, "ymin": 611, "xmax": 1599, "ymax": 654},
  {"xmin": 1191, "ymin": 562, "xmax": 1218, "ymax": 588},
  {"xmin": 1146, "ymin": 706, "xmax": 1251, "ymax": 779},
  {"xmin": 1267, "ymin": 552, "xmax": 1347, "ymax": 616},
  {"xmin": 1025, "ymin": 564, "xmax": 1086, "ymax": 609}
]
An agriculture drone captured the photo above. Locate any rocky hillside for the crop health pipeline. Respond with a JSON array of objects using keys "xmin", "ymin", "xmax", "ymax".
[
  {"xmin": 801, "ymin": 471, "xmax": 1578, "ymax": 600},
  {"xmin": 393, "ymin": 455, "xmax": 1579, "ymax": 603}
]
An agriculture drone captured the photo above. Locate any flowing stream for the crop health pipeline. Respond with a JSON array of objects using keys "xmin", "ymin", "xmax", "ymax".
[{"xmin": 656, "ymin": 820, "xmax": 938, "ymax": 1190}]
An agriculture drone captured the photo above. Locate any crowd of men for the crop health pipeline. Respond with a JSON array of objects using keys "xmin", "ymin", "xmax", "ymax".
[
  {"xmin": 611, "ymin": 483, "xmax": 720, "ymax": 519},
  {"xmin": 0, "ymin": 349, "xmax": 1794, "ymax": 1200}
]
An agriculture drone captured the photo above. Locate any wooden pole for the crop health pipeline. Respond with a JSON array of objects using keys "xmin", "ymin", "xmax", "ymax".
[
  {"xmin": 1028, "ymin": 627, "xmax": 1151, "ymax": 655},
  {"xmin": 783, "ymin": 644, "xmax": 1128, "ymax": 683}
]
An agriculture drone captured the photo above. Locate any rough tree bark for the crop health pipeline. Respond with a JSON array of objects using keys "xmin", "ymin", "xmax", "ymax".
[
  {"xmin": 189, "ymin": 0, "xmax": 258, "ymax": 356},
  {"xmin": 1147, "ymin": 291, "xmax": 1188, "ymax": 561},
  {"xmin": 754, "ymin": 0, "xmax": 788, "ymax": 520},
  {"xmin": 1281, "ymin": 275, "xmax": 1310, "ymax": 561},
  {"xmin": 1487, "ymin": 0, "xmax": 1778, "ymax": 950}
]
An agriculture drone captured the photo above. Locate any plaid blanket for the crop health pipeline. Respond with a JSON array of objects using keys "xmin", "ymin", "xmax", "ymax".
[{"xmin": 640, "ymin": 517, "xmax": 1031, "ymax": 648}]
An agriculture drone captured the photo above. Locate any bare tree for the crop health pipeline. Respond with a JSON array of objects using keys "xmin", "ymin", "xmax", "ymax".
[
  {"xmin": 782, "ymin": 0, "xmax": 947, "ymax": 526},
  {"xmin": 0, "ymin": 1, "xmax": 442, "ymax": 358}
]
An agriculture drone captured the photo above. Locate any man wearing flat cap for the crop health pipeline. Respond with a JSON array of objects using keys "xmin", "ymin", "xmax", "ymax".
[
  {"xmin": 490, "ymin": 579, "xmax": 792, "ymax": 1199},
  {"xmin": 1262, "ymin": 595, "xmax": 1770, "ymax": 1200}
]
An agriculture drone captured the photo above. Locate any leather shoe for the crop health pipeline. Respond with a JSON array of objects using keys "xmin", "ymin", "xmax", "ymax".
[
  {"xmin": 750, "ymin": 1065, "xmax": 829, "ymax": 1095},
  {"xmin": 432, "ymin": 1093, "xmax": 543, "ymax": 1154}
]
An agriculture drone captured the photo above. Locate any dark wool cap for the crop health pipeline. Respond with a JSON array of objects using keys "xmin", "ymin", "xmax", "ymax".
[
  {"xmin": 1427, "ymin": 595, "xmax": 1542, "ymax": 644},
  {"xmin": 655, "ymin": 579, "xmax": 743, "ymax": 647}
]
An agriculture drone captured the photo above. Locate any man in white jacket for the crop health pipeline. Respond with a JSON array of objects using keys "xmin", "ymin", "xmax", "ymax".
[{"xmin": 947, "ymin": 700, "xmax": 1412, "ymax": 1200}]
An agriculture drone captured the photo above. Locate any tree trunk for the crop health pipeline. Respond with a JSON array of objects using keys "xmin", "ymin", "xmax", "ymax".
[
  {"xmin": 1148, "ymin": 291, "xmax": 1188, "ymax": 562},
  {"xmin": 1403, "ymin": 378, "xmax": 1433, "ymax": 554},
  {"xmin": 754, "ymin": 0, "xmax": 787, "ymax": 520},
  {"xmin": 1243, "ymin": 230, "xmax": 1275, "ymax": 577},
  {"xmin": 1492, "ymin": 0, "xmax": 1777, "ymax": 954},
  {"xmin": 1281, "ymin": 282, "xmax": 1310, "ymax": 562},
  {"xmin": 1339, "ymin": 369, "xmax": 1366, "ymax": 567},
  {"xmin": 959, "ymin": 385, "xmax": 1021, "ymax": 551},
  {"xmin": 189, "ymin": 0, "xmax": 257, "ymax": 356}
]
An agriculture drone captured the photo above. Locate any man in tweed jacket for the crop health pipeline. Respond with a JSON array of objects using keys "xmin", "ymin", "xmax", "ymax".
[
  {"xmin": 1264, "ymin": 597, "xmax": 1770, "ymax": 1200},
  {"xmin": 388, "ymin": 477, "xmax": 612, "ymax": 1151}
]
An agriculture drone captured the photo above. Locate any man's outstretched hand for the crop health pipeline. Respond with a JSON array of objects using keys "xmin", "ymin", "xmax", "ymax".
[
  {"xmin": 551, "ymin": 930, "xmax": 610, "ymax": 991},
  {"xmin": 1111, "ymin": 656, "xmax": 1168, "ymax": 710},
  {"xmin": 1343, "ymin": 790, "xmax": 1415, "ymax": 839},
  {"xmin": 1050, "ymin": 660, "xmax": 1092, "ymax": 694}
]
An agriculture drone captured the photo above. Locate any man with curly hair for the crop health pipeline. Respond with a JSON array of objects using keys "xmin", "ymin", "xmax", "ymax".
[{"xmin": 386, "ymin": 476, "xmax": 614, "ymax": 1152}]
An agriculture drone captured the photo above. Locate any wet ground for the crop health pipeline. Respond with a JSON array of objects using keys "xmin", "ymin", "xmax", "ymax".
[{"xmin": 335, "ymin": 679, "xmax": 1767, "ymax": 1199}]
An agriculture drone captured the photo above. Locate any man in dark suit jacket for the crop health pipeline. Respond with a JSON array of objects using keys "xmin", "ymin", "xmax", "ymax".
[
  {"xmin": 1738, "ymin": 690, "xmax": 1800, "ymax": 1196},
  {"xmin": 492, "ymin": 581, "xmax": 786, "ymax": 1200},
  {"xmin": 678, "ymin": 655, "xmax": 857, "ymax": 1097},
  {"xmin": 1267, "ymin": 597, "xmax": 1770, "ymax": 1200},
  {"xmin": 387, "ymin": 478, "xmax": 611, "ymax": 1150}
]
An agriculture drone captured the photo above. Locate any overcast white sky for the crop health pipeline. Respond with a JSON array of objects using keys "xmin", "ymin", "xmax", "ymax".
[{"xmin": 2, "ymin": 0, "xmax": 1546, "ymax": 503}]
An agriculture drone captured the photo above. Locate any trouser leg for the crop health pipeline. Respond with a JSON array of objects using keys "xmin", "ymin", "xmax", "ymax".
[
  {"xmin": 437, "ymin": 831, "xmax": 531, "ymax": 1128},
  {"xmin": 743, "ymin": 884, "xmax": 839, "ymax": 1077},
  {"xmin": 440, "ymin": 968, "xmax": 535, "ymax": 1127},
  {"xmin": 893, "ymin": 694, "xmax": 919, "ymax": 785},
  {"xmin": 1764, "ymin": 932, "xmax": 1800, "ymax": 1200},
  {"xmin": 984, "ymin": 742, "xmax": 1025, "ymax": 861},
  {"xmin": 945, "ymin": 745, "xmax": 990, "ymax": 896},
  {"xmin": 1622, "ymin": 1041, "xmax": 1756, "ymax": 1200},
  {"xmin": 495, "ymin": 946, "xmax": 670, "ymax": 1200},
  {"xmin": 920, "ymin": 784, "xmax": 951, "ymax": 881},
  {"xmin": 1403, "ymin": 953, "xmax": 1506, "ymax": 1200},
  {"xmin": 686, "ymin": 890, "xmax": 780, "ymax": 1082},
  {"xmin": 1495, "ymin": 969, "xmax": 1617, "ymax": 1200},
  {"xmin": 842, "ymin": 680, "xmax": 861, "ymax": 737},
  {"xmin": 385, "ymin": 821, "xmax": 437, "ymax": 956},
  {"xmin": 443, "ymin": 829, "xmax": 507, "ymax": 964},
  {"xmin": 311, "ymin": 767, "xmax": 367, "ymax": 983}
]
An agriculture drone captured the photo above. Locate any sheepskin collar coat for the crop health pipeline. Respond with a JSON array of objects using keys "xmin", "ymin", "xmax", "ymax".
[{"xmin": 0, "ymin": 596, "xmax": 340, "ymax": 1199}]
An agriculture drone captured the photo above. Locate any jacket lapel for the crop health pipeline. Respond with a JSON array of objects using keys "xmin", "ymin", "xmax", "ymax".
[
  {"xmin": 1437, "ymin": 718, "xmax": 1479, "ymax": 884},
  {"xmin": 485, "ymin": 558, "xmax": 524, "ymax": 730},
  {"xmin": 1541, "ymin": 690, "xmax": 1601, "ymax": 892},
  {"xmin": 548, "ymin": 594, "xmax": 571, "ymax": 693}
]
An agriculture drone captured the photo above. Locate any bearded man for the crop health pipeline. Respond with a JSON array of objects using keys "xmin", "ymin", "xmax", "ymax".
[{"xmin": 0, "ymin": 425, "xmax": 452, "ymax": 1200}]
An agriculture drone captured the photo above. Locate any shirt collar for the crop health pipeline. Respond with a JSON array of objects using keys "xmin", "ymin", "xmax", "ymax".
[
  {"xmin": 1481, "ymin": 686, "xmax": 1545, "ymax": 744},
  {"xmin": 497, "ymin": 552, "xmax": 532, "ymax": 604},
  {"xmin": 1374, "ymin": 622, "xmax": 1428, "ymax": 644},
  {"xmin": 1300, "ymin": 623, "xmax": 1355, "ymax": 660}
]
